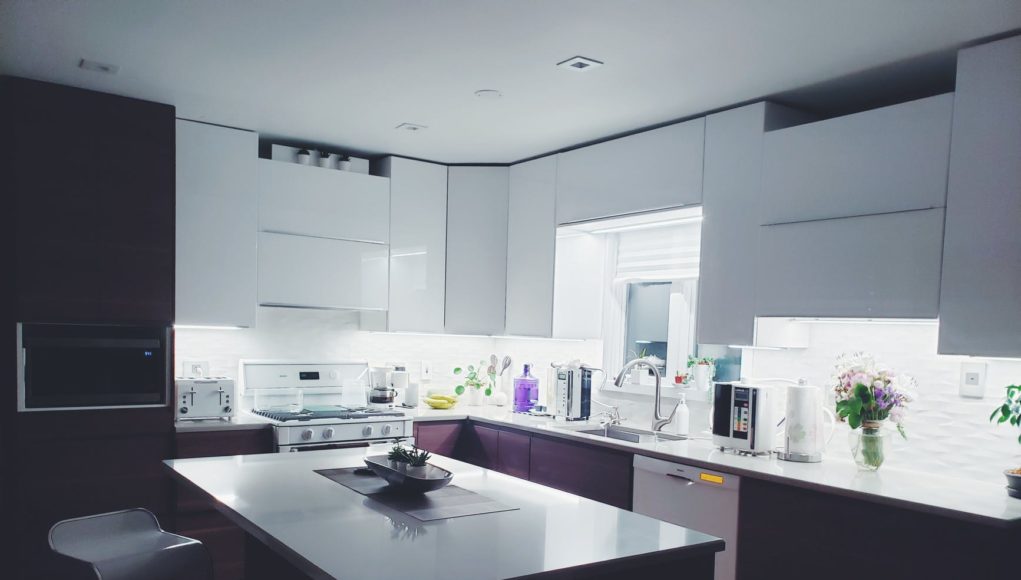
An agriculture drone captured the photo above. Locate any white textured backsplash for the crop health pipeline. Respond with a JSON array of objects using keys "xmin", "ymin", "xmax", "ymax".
[
  {"xmin": 175, "ymin": 306, "xmax": 603, "ymax": 393},
  {"xmin": 742, "ymin": 321, "xmax": 1021, "ymax": 482}
]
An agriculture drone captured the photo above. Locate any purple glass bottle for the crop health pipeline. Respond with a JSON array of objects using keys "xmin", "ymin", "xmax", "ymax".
[{"xmin": 513, "ymin": 364, "xmax": 539, "ymax": 413}]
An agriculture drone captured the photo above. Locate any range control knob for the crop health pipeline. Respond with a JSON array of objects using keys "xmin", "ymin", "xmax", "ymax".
[
  {"xmin": 382, "ymin": 424, "xmax": 393, "ymax": 436},
  {"xmin": 322, "ymin": 427, "xmax": 335, "ymax": 440},
  {"xmin": 301, "ymin": 428, "xmax": 314, "ymax": 441},
  {"xmin": 362, "ymin": 425, "xmax": 374, "ymax": 437}
]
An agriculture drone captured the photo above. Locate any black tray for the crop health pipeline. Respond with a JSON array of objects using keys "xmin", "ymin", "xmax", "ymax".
[{"xmin": 363, "ymin": 455, "xmax": 453, "ymax": 493}]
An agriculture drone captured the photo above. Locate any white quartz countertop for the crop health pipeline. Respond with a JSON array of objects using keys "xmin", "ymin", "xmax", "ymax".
[
  {"xmin": 164, "ymin": 448, "xmax": 722, "ymax": 580},
  {"xmin": 410, "ymin": 405, "xmax": 1021, "ymax": 528},
  {"xmin": 174, "ymin": 412, "xmax": 274, "ymax": 432}
]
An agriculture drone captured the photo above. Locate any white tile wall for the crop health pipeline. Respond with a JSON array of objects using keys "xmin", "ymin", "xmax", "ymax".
[
  {"xmin": 175, "ymin": 306, "xmax": 603, "ymax": 395},
  {"xmin": 743, "ymin": 321, "xmax": 1021, "ymax": 482}
]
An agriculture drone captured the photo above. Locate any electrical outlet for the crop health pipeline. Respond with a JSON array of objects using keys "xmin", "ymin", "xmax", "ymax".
[
  {"xmin": 959, "ymin": 362, "xmax": 987, "ymax": 399},
  {"xmin": 181, "ymin": 360, "xmax": 210, "ymax": 378}
]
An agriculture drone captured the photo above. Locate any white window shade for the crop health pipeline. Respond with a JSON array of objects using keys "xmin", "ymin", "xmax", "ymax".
[{"xmin": 614, "ymin": 223, "xmax": 701, "ymax": 282}]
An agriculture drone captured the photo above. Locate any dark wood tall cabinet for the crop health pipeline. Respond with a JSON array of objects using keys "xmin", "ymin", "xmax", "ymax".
[{"xmin": 1, "ymin": 76, "xmax": 176, "ymax": 579}]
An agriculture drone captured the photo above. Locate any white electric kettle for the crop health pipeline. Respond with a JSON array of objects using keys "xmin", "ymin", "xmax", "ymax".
[{"xmin": 777, "ymin": 380, "xmax": 836, "ymax": 463}]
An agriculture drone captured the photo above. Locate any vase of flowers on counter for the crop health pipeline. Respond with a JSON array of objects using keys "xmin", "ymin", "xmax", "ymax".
[
  {"xmin": 832, "ymin": 352, "xmax": 915, "ymax": 471},
  {"xmin": 989, "ymin": 384, "xmax": 1021, "ymax": 498},
  {"xmin": 453, "ymin": 361, "xmax": 494, "ymax": 406}
]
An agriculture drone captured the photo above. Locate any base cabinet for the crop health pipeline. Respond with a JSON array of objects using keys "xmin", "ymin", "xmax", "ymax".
[
  {"xmin": 738, "ymin": 478, "xmax": 1019, "ymax": 580},
  {"xmin": 414, "ymin": 421, "xmax": 629, "ymax": 507},
  {"xmin": 173, "ymin": 429, "xmax": 274, "ymax": 580}
]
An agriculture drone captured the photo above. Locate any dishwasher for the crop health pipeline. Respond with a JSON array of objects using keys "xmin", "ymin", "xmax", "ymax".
[{"xmin": 632, "ymin": 455, "xmax": 740, "ymax": 580}]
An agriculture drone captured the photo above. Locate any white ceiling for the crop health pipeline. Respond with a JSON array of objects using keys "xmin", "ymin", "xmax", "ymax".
[{"xmin": 2, "ymin": 0, "xmax": 1019, "ymax": 164}]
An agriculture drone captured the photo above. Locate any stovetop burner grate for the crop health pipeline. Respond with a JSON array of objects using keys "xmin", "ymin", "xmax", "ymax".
[{"xmin": 251, "ymin": 407, "xmax": 405, "ymax": 422}]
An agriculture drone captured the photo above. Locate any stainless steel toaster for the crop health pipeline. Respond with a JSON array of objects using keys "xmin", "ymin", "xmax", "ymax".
[{"xmin": 175, "ymin": 377, "xmax": 236, "ymax": 421}]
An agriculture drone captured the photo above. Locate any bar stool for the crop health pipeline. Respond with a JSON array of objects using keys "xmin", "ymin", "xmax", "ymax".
[{"xmin": 49, "ymin": 508, "xmax": 213, "ymax": 580}]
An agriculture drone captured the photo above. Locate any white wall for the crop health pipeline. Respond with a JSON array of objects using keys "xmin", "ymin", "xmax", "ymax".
[
  {"xmin": 742, "ymin": 321, "xmax": 1021, "ymax": 482},
  {"xmin": 175, "ymin": 306, "xmax": 602, "ymax": 395}
]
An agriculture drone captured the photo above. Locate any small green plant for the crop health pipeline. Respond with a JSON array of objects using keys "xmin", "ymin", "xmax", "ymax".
[
  {"xmin": 453, "ymin": 361, "xmax": 494, "ymax": 396},
  {"xmin": 989, "ymin": 384, "xmax": 1021, "ymax": 445},
  {"xmin": 686, "ymin": 356, "xmax": 715, "ymax": 368},
  {"xmin": 406, "ymin": 447, "xmax": 432, "ymax": 467},
  {"xmin": 388, "ymin": 444, "xmax": 410, "ymax": 463}
]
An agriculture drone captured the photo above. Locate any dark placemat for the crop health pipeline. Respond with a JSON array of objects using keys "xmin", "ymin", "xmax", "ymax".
[{"xmin": 315, "ymin": 467, "xmax": 518, "ymax": 522}]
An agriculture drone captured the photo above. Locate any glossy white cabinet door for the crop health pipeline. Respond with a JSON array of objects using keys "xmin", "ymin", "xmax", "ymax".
[
  {"xmin": 258, "ymin": 159, "xmax": 390, "ymax": 243},
  {"xmin": 445, "ymin": 166, "xmax": 509, "ymax": 335},
  {"xmin": 378, "ymin": 157, "xmax": 448, "ymax": 333},
  {"xmin": 505, "ymin": 156, "xmax": 557, "ymax": 337},
  {"xmin": 761, "ymin": 94, "xmax": 953, "ymax": 224},
  {"xmin": 756, "ymin": 209, "xmax": 944, "ymax": 318},
  {"xmin": 555, "ymin": 118, "xmax": 705, "ymax": 225},
  {"xmin": 939, "ymin": 36, "xmax": 1021, "ymax": 357},
  {"xmin": 175, "ymin": 120, "xmax": 258, "ymax": 327},
  {"xmin": 552, "ymin": 233, "xmax": 606, "ymax": 339},
  {"xmin": 696, "ymin": 103, "xmax": 769, "ymax": 346},
  {"xmin": 258, "ymin": 232, "xmax": 388, "ymax": 311}
]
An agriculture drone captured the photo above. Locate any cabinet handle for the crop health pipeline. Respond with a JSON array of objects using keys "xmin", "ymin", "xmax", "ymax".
[{"xmin": 665, "ymin": 472, "xmax": 695, "ymax": 485}]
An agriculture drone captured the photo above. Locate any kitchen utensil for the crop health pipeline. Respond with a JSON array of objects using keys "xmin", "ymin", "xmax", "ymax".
[
  {"xmin": 363, "ymin": 455, "xmax": 453, "ymax": 493},
  {"xmin": 500, "ymin": 355, "xmax": 512, "ymax": 375}
]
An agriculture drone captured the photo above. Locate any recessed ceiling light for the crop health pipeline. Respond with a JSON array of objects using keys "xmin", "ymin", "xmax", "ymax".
[
  {"xmin": 474, "ymin": 89, "xmax": 502, "ymax": 100},
  {"xmin": 395, "ymin": 122, "xmax": 427, "ymax": 132},
  {"xmin": 557, "ymin": 56, "xmax": 603, "ymax": 71},
  {"xmin": 78, "ymin": 58, "xmax": 119, "ymax": 75}
]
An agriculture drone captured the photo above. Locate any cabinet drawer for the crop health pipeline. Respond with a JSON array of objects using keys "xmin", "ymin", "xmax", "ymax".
[
  {"xmin": 413, "ymin": 421, "xmax": 463, "ymax": 457},
  {"xmin": 756, "ymin": 208, "xmax": 944, "ymax": 318},
  {"xmin": 529, "ymin": 435, "xmax": 632, "ymax": 509},
  {"xmin": 497, "ymin": 429, "xmax": 530, "ymax": 479},
  {"xmin": 761, "ymin": 94, "xmax": 953, "ymax": 224},
  {"xmin": 258, "ymin": 232, "xmax": 388, "ymax": 310},
  {"xmin": 258, "ymin": 159, "xmax": 389, "ymax": 244}
]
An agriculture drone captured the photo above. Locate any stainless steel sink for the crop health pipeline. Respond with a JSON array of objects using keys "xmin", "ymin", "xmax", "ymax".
[{"xmin": 555, "ymin": 424, "xmax": 687, "ymax": 444}]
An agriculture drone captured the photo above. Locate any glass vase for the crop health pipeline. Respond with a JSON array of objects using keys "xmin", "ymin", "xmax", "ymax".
[{"xmin": 850, "ymin": 422, "xmax": 886, "ymax": 471}]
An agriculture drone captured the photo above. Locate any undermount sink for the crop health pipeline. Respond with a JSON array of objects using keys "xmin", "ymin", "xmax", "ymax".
[{"xmin": 555, "ymin": 424, "xmax": 687, "ymax": 444}]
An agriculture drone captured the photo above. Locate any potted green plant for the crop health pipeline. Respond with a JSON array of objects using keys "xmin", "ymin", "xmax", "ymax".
[
  {"xmin": 687, "ymin": 356, "xmax": 716, "ymax": 390},
  {"xmin": 404, "ymin": 447, "xmax": 433, "ymax": 477},
  {"xmin": 989, "ymin": 384, "xmax": 1021, "ymax": 498},
  {"xmin": 387, "ymin": 444, "xmax": 410, "ymax": 470},
  {"xmin": 453, "ymin": 361, "xmax": 493, "ymax": 406}
]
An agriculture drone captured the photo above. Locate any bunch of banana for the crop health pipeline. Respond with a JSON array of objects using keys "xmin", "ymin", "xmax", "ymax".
[{"xmin": 424, "ymin": 394, "xmax": 457, "ymax": 409}]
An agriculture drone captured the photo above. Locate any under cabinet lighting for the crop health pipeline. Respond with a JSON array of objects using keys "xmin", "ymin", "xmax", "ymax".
[
  {"xmin": 589, "ymin": 216, "xmax": 703, "ymax": 234},
  {"xmin": 173, "ymin": 324, "xmax": 246, "ymax": 331},
  {"xmin": 789, "ymin": 318, "xmax": 938, "ymax": 326},
  {"xmin": 728, "ymin": 345, "xmax": 785, "ymax": 351}
]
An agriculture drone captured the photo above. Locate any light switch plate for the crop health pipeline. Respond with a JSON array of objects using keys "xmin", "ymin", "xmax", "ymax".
[
  {"xmin": 181, "ymin": 360, "xmax": 210, "ymax": 378},
  {"xmin": 959, "ymin": 361, "xmax": 987, "ymax": 399}
]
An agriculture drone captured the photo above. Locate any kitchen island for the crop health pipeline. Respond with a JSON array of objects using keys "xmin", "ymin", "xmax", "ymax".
[{"xmin": 164, "ymin": 448, "xmax": 723, "ymax": 580}]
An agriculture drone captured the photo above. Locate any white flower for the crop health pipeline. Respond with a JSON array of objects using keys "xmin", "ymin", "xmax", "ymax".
[{"xmin": 889, "ymin": 406, "xmax": 906, "ymax": 425}]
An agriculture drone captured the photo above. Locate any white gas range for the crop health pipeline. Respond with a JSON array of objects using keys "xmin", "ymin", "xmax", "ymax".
[{"xmin": 240, "ymin": 360, "xmax": 413, "ymax": 453}]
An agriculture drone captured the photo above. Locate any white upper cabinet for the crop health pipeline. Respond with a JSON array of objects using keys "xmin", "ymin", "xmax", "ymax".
[
  {"xmin": 555, "ymin": 118, "xmax": 705, "ymax": 225},
  {"xmin": 505, "ymin": 156, "xmax": 557, "ymax": 337},
  {"xmin": 760, "ymin": 94, "xmax": 954, "ymax": 224},
  {"xmin": 258, "ymin": 159, "xmax": 389, "ymax": 244},
  {"xmin": 938, "ymin": 36, "xmax": 1021, "ymax": 357},
  {"xmin": 258, "ymin": 232, "xmax": 388, "ymax": 311},
  {"xmin": 756, "ymin": 209, "xmax": 944, "ymax": 318},
  {"xmin": 696, "ymin": 103, "xmax": 772, "ymax": 345},
  {"xmin": 175, "ymin": 120, "xmax": 258, "ymax": 327},
  {"xmin": 445, "ymin": 166, "xmax": 509, "ymax": 335},
  {"xmin": 552, "ymin": 233, "xmax": 606, "ymax": 340},
  {"xmin": 377, "ymin": 157, "xmax": 448, "ymax": 333}
]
